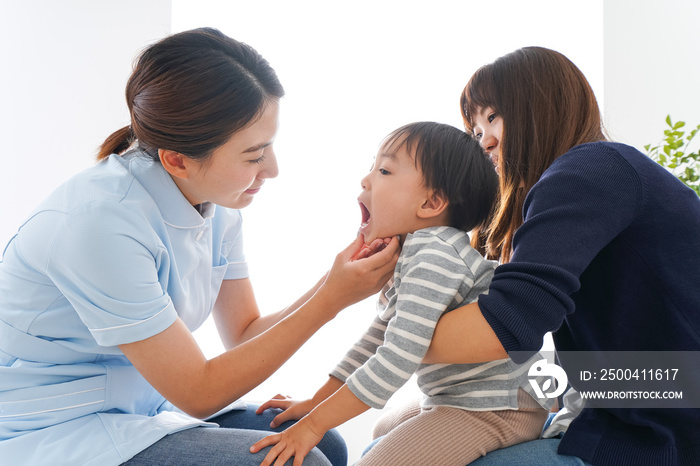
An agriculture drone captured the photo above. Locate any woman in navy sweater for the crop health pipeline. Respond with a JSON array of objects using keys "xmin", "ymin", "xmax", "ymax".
[{"xmin": 423, "ymin": 46, "xmax": 700, "ymax": 465}]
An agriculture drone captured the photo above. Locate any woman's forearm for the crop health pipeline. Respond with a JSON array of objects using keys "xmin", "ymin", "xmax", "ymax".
[
  {"xmin": 422, "ymin": 301, "xmax": 507, "ymax": 364},
  {"xmin": 123, "ymin": 288, "xmax": 341, "ymax": 420},
  {"xmin": 203, "ymin": 289, "xmax": 341, "ymax": 413},
  {"xmin": 235, "ymin": 273, "xmax": 328, "ymax": 344}
]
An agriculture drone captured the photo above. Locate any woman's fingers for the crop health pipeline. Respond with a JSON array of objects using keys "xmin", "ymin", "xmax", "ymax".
[
  {"xmin": 321, "ymin": 235, "xmax": 400, "ymax": 312},
  {"xmin": 346, "ymin": 234, "xmax": 368, "ymax": 261},
  {"xmin": 362, "ymin": 236, "xmax": 400, "ymax": 276}
]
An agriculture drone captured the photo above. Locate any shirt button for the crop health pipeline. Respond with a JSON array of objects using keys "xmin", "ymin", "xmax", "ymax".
[{"xmin": 195, "ymin": 231, "xmax": 204, "ymax": 241}]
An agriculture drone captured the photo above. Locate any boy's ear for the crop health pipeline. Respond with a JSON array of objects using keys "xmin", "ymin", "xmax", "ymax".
[
  {"xmin": 159, "ymin": 149, "xmax": 190, "ymax": 179},
  {"xmin": 417, "ymin": 190, "xmax": 449, "ymax": 219}
]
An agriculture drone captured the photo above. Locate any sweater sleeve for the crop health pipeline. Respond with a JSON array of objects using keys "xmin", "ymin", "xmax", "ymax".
[
  {"xmin": 478, "ymin": 143, "xmax": 643, "ymax": 362},
  {"xmin": 345, "ymin": 233, "xmax": 472, "ymax": 409}
]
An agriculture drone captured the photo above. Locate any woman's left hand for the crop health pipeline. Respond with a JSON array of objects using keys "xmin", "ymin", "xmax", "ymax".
[
  {"xmin": 250, "ymin": 417, "xmax": 325, "ymax": 466},
  {"xmin": 351, "ymin": 237, "xmax": 394, "ymax": 260},
  {"xmin": 316, "ymin": 234, "xmax": 399, "ymax": 315}
]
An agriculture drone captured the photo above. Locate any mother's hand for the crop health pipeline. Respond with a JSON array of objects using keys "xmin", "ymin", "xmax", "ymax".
[{"xmin": 318, "ymin": 235, "xmax": 399, "ymax": 312}]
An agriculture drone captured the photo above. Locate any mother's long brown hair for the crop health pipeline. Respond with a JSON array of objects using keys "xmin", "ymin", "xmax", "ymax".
[
  {"xmin": 461, "ymin": 47, "xmax": 607, "ymax": 262},
  {"xmin": 98, "ymin": 28, "xmax": 284, "ymax": 162}
]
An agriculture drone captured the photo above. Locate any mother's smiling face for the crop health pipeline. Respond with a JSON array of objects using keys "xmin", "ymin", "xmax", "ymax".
[{"xmin": 471, "ymin": 106, "xmax": 503, "ymax": 170}]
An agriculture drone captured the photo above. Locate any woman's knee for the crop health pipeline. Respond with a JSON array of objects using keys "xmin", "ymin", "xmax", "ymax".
[
  {"xmin": 209, "ymin": 405, "xmax": 346, "ymax": 465},
  {"xmin": 469, "ymin": 438, "xmax": 591, "ymax": 466}
]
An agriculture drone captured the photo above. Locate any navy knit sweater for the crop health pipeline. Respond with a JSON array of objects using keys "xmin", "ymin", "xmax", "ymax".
[{"xmin": 479, "ymin": 142, "xmax": 700, "ymax": 465}]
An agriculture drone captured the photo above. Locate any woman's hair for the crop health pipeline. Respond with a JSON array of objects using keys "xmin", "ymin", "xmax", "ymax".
[
  {"xmin": 460, "ymin": 46, "xmax": 607, "ymax": 262},
  {"xmin": 98, "ymin": 27, "xmax": 284, "ymax": 161},
  {"xmin": 383, "ymin": 122, "xmax": 498, "ymax": 233}
]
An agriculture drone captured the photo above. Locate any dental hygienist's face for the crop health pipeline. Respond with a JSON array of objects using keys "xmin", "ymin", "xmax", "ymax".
[
  {"xmin": 472, "ymin": 106, "xmax": 503, "ymax": 169},
  {"xmin": 170, "ymin": 100, "xmax": 280, "ymax": 209}
]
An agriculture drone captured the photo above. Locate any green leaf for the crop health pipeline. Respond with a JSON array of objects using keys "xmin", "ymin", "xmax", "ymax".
[
  {"xmin": 673, "ymin": 121, "xmax": 686, "ymax": 130},
  {"xmin": 666, "ymin": 115, "xmax": 673, "ymax": 126},
  {"xmin": 664, "ymin": 145, "xmax": 671, "ymax": 156}
]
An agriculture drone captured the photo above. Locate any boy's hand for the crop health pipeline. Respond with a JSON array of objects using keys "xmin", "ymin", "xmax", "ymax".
[
  {"xmin": 255, "ymin": 394, "xmax": 315, "ymax": 428},
  {"xmin": 250, "ymin": 417, "xmax": 325, "ymax": 466}
]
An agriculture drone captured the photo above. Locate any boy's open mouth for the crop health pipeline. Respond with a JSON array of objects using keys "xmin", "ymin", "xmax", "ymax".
[{"xmin": 359, "ymin": 201, "xmax": 371, "ymax": 227}]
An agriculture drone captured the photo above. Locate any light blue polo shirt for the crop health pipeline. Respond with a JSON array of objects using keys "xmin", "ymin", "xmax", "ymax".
[{"xmin": 0, "ymin": 150, "xmax": 249, "ymax": 465}]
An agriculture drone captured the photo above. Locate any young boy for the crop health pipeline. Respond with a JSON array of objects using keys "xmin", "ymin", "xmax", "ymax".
[{"xmin": 251, "ymin": 122, "xmax": 551, "ymax": 466}]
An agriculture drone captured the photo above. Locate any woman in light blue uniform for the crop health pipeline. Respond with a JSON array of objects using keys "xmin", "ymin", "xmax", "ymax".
[{"xmin": 0, "ymin": 28, "xmax": 399, "ymax": 466}]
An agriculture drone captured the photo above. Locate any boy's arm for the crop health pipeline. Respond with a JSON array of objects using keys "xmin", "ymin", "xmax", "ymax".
[
  {"xmin": 307, "ymin": 384, "xmax": 370, "ymax": 433},
  {"xmin": 345, "ymin": 234, "xmax": 472, "ymax": 410},
  {"xmin": 255, "ymin": 312, "xmax": 389, "ymax": 427},
  {"xmin": 330, "ymin": 314, "xmax": 388, "ymax": 381},
  {"xmin": 251, "ymin": 385, "xmax": 369, "ymax": 466},
  {"xmin": 255, "ymin": 375, "xmax": 344, "ymax": 427}
]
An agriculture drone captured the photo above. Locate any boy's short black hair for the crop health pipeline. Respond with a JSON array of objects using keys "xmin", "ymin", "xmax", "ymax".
[{"xmin": 383, "ymin": 122, "xmax": 498, "ymax": 232}]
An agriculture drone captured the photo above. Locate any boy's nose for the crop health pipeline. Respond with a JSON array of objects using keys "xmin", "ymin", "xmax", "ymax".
[{"xmin": 360, "ymin": 173, "xmax": 370, "ymax": 190}]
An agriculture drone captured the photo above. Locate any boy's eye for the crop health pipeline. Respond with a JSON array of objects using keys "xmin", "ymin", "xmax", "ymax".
[
  {"xmin": 488, "ymin": 113, "xmax": 497, "ymax": 123},
  {"xmin": 474, "ymin": 131, "xmax": 483, "ymax": 140},
  {"xmin": 379, "ymin": 168, "xmax": 390, "ymax": 175}
]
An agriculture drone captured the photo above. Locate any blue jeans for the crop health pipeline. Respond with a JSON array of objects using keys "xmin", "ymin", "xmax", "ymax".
[
  {"xmin": 361, "ymin": 425, "xmax": 592, "ymax": 465},
  {"xmin": 468, "ymin": 437, "xmax": 593, "ymax": 465},
  {"xmin": 124, "ymin": 404, "xmax": 347, "ymax": 466}
]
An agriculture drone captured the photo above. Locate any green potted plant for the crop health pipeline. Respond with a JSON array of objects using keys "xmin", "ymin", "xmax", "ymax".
[{"xmin": 645, "ymin": 115, "xmax": 700, "ymax": 197}]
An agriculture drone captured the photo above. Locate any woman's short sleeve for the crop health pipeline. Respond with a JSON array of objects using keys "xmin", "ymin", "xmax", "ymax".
[{"xmin": 16, "ymin": 201, "xmax": 177, "ymax": 347}]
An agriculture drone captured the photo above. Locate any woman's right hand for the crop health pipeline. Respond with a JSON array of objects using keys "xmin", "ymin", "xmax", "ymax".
[{"xmin": 319, "ymin": 235, "xmax": 399, "ymax": 313}]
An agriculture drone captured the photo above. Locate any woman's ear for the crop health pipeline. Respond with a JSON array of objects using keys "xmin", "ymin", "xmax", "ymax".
[
  {"xmin": 417, "ymin": 190, "xmax": 449, "ymax": 219},
  {"xmin": 159, "ymin": 149, "xmax": 190, "ymax": 179}
]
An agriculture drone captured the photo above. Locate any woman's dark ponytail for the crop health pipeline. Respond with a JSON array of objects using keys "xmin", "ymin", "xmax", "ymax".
[
  {"xmin": 98, "ymin": 126, "xmax": 135, "ymax": 161},
  {"xmin": 96, "ymin": 28, "xmax": 284, "ymax": 162}
]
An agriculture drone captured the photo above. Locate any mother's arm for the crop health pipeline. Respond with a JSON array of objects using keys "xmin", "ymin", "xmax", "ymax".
[
  {"xmin": 423, "ymin": 301, "xmax": 507, "ymax": 364},
  {"xmin": 119, "ymin": 235, "xmax": 399, "ymax": 419}
]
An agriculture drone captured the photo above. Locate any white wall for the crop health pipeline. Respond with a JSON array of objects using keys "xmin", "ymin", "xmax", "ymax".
[
  {"xmin": 603, "ymin": 0, "xmax": 700, "ymax": 150},
  {"xmin": 0, "ymin": 0, "xmax": 172, "ymax": 245},
  {"xmin": 170, "ymin": 1, "xmax": 604, "ymax": 461},
  {"xmin": 172, "ymin": 0, "xmax": 605, "ymax": 395}
]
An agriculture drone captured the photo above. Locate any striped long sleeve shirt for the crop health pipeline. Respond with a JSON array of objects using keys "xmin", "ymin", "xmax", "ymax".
[{"xmin": 331, "ymin": 226, "xmax": 548, "ymax": 411}]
